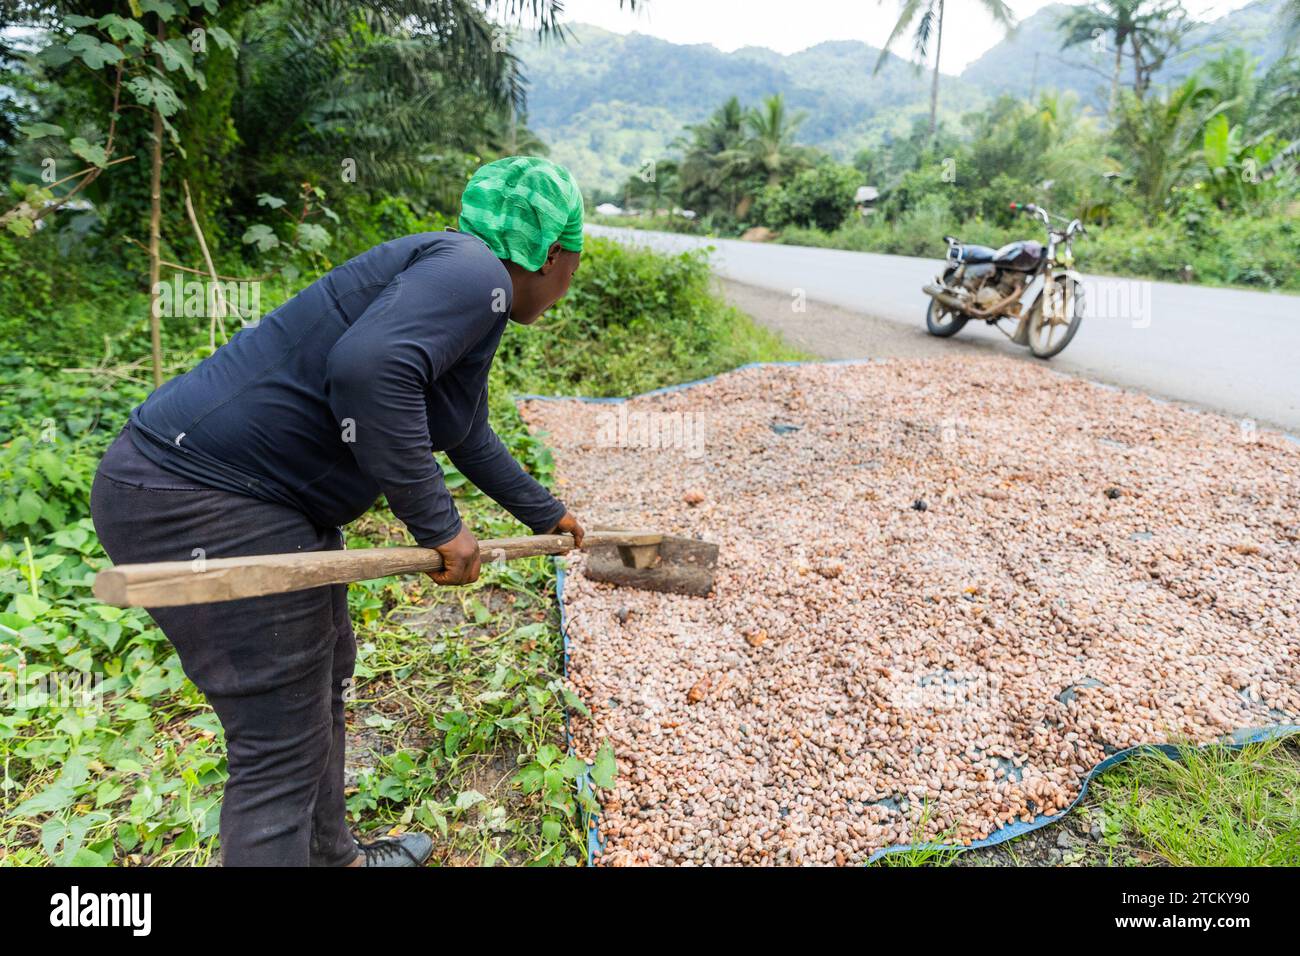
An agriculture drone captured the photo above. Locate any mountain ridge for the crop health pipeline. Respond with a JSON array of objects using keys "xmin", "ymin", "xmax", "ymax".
[{"xmin": 520, "ymin": 2, "xmax": 1286, "ymax": 194}]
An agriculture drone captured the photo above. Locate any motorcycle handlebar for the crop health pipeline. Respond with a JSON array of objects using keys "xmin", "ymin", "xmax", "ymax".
[
  {"xmin": 1012, "ymin": 201, "xmax": 1085, "ymax": 237},
  {"xmin": 1011, "ymin": 201, "xmax": 1049, "ymax": 224}
]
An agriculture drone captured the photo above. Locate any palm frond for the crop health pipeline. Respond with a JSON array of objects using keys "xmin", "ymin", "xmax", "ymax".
[
  {"xmin": 874, "ymin": 0, "xmax": 925, "ymax": 74},
  {"xmin": 913, "ymin": 8, "xmax": 935, "ymax": 61}
]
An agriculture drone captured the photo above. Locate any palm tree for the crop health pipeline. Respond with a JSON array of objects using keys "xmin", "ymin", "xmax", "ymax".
[
  {"xmin": 678, "ymin": 96, "xmax": 751, "ymax": 217},
  {"xmin": 235, "ymin": 3, "xmax": 513, "ymax": 188},
  {"xmin": 743, "ymin": 94, "xmax": 809, "ymax": 186},
  {"xmin": 623, "ymin": 159, "xmax": 679, "ymax": 215},
  {"xmin": 874, "ymin": 0, "xmax": 1015, "ymax": 135},
  {"xmin": 1059, "ymin": 1, "xmax": 1190, "ymax": 112},
  {"xmin": 1197, "ymin": 48, "xmax": 1258, "ymax": 129},
  {"xmin": 227, "ymin": 1, "xmax": 641, "ymax": 211}
]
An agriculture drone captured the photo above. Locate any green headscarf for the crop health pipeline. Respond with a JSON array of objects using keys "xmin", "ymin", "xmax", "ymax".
[{"xmin": 458, "ymin": 156, "xmax": 584, "ymax": 271}]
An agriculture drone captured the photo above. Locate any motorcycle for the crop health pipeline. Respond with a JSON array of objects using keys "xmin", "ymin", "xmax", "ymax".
[{"xmin": 921, "ymin": 202, "xmax": 1086, "ymax": 359}]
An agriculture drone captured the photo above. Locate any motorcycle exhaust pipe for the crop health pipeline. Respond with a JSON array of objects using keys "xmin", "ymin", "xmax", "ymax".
[
  {"xmin": 922, "ymin": 283, "xmax": 1023, "ymax": 320},
  {"xmin": 923, "ymin": 284, "xmax": 970, "ymax": 315}
]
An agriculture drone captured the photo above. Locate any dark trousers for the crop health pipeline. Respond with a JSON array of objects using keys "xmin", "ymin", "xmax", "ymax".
[{"xmin": 90, "ymin": 428, "xmax": 359, "ymax": 866}]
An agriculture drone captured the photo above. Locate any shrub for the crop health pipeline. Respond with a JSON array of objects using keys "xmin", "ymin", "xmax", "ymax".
[
  {"xmin": 0, "ymin": 232, "xmax": 146, "ymax": 368},
  {"xmin": 495, "ymin": 236, "xmax": 797, "ymax": 398},
  {"xmin": 754, "ymin": 162, "xmax": 859, "ymax": 233}
]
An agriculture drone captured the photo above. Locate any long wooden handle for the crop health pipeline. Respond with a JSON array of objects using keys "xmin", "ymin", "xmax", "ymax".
[{"xmin": 93, "ymin": 530, "xmax": 662, "ymax": 608}]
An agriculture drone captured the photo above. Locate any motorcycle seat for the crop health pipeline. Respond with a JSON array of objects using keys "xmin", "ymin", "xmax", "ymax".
[
  {"xmin": 993, "ymin": 239, "xmax": 1044, "ymax": 271},
  {"xmin": 955, "ymin": 244, "xmax": 997, "ymax": 262}
]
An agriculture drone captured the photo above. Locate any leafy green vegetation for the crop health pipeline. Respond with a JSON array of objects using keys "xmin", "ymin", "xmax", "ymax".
[
  {"xmin": 609, "ymin": 47, "xmax": 1300, "ymax": 291},
  {"xmin": 754, "ymin": 162, "xmax": 860, "ymax": 234}
]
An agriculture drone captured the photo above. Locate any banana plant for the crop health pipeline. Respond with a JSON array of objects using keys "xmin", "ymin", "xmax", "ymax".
[{"xmin": 1202, "ymin": 113, "xmax": 1285, "ymax": 209}]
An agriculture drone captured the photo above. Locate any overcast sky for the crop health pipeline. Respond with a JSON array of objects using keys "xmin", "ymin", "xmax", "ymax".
[{"xmin": 550, "ymin": 0, "xmax": 1255, "ymax": 73}]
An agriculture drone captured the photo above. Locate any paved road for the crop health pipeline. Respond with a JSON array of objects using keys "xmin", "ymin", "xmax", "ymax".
[{"xmin": 589, "ymin": 225, "xmax": 1300, "ymax": 433}]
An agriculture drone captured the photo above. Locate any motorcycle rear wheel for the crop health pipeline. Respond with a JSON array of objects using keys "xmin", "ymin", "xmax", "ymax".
[
  {"xmin": 1027, "ymin": 276, "xmax": 1084, "ymax": 358},
  {"xmin": 925, "ymin": 297, "xmax": 968, "ymax": 338}
]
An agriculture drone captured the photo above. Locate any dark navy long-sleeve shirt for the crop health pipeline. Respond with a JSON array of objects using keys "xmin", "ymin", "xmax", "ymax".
[{"xmin": 127, "ymin": 231, "xmax": 565, "ymax": 547}]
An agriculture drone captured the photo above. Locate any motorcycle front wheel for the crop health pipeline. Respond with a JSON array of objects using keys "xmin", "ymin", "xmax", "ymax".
[
  {"xmin": 1027, "ymin": 276, "xmax": 1084, "ymax": 358},
  {"xmin": 925, "ymin": 296, "xmax": 968, "ymax": 338}
]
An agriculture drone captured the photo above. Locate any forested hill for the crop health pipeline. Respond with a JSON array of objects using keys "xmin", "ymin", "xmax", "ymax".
[
  {"xmin": 961, "ymin": 0, "xmax": 1287, "ymax": 103},
  {"xmin": 519, "ymin": 1, "xmax": 1288, "ymax": 194},
  {"xmin": 518, "ymin": 24, "xmax": 966, "ymax": 193}
]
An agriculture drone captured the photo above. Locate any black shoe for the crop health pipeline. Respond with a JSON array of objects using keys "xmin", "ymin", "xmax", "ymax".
[{"xmin": 355, "ymin": 832, "xmax": 434, "ymax": 867}]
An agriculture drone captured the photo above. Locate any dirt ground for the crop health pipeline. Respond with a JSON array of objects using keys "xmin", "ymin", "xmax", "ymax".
[{"xmin": 719, "ymin": 278, "xmax": 976, "ymax": 362}]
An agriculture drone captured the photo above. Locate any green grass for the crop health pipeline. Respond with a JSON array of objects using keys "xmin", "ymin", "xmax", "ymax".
[
  {"xmin": 870, "ymin": 801, "xmax": 963, "ymax": 867},
  {"xmin": 590, "ymin": 213, "xmax": 708, "ymax": 236},
  {"xmin": 873, "ymin": 843, "xmax": 963, "ymax": 867},
  {"xmin": 1091, "ymin": 737, "xmax": 1300, "ymax": 867}
]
